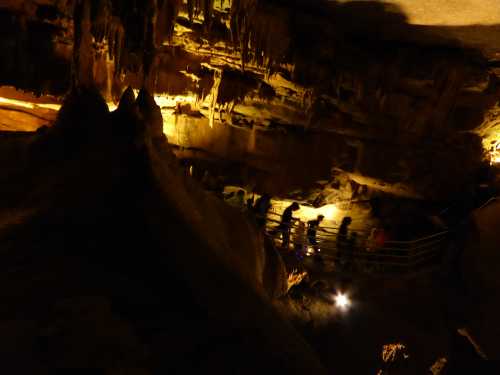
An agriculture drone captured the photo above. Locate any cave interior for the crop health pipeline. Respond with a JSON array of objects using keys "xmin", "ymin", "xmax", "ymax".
[{"xmin": 1, "ymin": 0, "xmax": 500, "ymax": 374}]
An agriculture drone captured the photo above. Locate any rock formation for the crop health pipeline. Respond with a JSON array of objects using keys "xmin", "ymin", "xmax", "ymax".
[{"xmin": 0, "ymin": 85, "xmax": 327, "ymax": 372}]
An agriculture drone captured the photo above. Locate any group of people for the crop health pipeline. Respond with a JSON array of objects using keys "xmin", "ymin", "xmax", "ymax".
[
  {"xmin": 226, "ymin": 191, "xmax": 362, "ymax": 263},
  {"xmin": 250, "ymin": 197, "xmax": 326, "ymax": 249},
  {"xmin": 271, "ymin": 202, "xmax": 364, "ymax": 268},
  {"xmin": 262, "ymin": 200, "xmax": 333, "ymax": 259}
]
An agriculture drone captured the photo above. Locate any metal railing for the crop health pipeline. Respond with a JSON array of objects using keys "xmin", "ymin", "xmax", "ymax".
[
  {"xmin": 263, "ymin": 211, "xmax": 448, "ymax": 275},
  {"xmin": 477, "ymin": 196, "xmax": 500, "ymax": 210}
]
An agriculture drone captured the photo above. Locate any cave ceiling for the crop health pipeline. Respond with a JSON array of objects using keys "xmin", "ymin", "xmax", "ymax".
[{"xmin": 1, "ymin": 0, "xmax": 500, "ymax": 200}]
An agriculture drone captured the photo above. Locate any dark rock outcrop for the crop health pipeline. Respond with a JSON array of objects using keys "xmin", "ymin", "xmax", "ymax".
[{"xmin": 0, "ymin": 86, "xmax": 326, "ymax": 373}]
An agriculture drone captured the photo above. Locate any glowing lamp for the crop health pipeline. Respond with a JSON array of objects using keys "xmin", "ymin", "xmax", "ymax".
[{"xmin": 334, "ymin": 292, "xmax": 351, "ymax": 310}]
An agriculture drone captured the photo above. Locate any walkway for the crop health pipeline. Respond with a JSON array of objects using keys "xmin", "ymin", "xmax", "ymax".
[{"xmin": 264, "ymin": 211, "xmax": 448, "ymax": 275}]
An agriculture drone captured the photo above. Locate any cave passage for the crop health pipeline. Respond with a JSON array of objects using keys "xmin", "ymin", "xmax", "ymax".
[{"xmin": 1, "ymin": 1, "xmax": 500, "ymax": 374}]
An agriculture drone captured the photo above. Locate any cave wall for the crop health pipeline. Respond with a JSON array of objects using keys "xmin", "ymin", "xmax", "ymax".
[
  {"xmin": 0, "ymin": 0, "xmax": 499, "ymax": 199},
  {"xmin": 461, "ymin": 200, "xmax": 500, "ymax": 359}
]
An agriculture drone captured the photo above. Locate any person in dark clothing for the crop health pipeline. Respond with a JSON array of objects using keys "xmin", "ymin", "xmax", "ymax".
[
  {"xmin": 275, "ymin": 202, "xmax": 300, "ymax": 249},
  {"xmin": 294, "ymin": 220, "xmax": 307, "ymax": 260},
  {"xmin": 345, "ymin": 231, "xmax": 358, "ymax": 270},
  {"xmin": 337, "ymin": 217, "xmax": 352, "ymax": 243},
  {"xmin": 307, "ymin": 215, "xmax": 325, "ymax": 252},
  {"xmin": 226, "ymin": 189, "xmax": 245, "ymax": 209},
  {"xmin": 246, "ymin": 194, "xmax": 254, "ymax": 211},
  {"xmin": 253, "ymin": 194, "xmax": 272, "ymax": 227},
  {"xmin": 337, "ymin": 216, "xmax": 352, "ymax": 263}
]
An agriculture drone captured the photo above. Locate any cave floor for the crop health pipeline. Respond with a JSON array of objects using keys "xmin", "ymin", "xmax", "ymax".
[{"xmin": 280, "ymin": 252, "xmax": 453, "ymax": 374}]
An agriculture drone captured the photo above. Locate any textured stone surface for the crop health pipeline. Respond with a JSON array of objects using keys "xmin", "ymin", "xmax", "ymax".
[
  {"xmin": 0, "ymin": 0, "xmax": 499, "ymax": 196},
  {"xmin": 0, "ymin": 86, "xmax": 326, "ymax": 373}
]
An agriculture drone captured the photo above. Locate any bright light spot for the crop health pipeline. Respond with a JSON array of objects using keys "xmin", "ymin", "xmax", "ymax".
[
  {"xmin": 0, "ymin": 96, "xmax": 61, "ymax": 110},
  {"xmin": 154, "ymin": 94, "xmax": 197, "ymax": 108},
  {"xmin": 271, "ymin": 200, "xmax": 339, "ymax": 223},
  {"xmin": 0, "ymin": 96, "xmax": 35, "ymax": 109},
  {"xmin": 334, "ymin": 292, "xmax": 351, "ymax": 310},
  {"xmin": 489, "ymin": 148, "xmax": 500, "ymax": 165},
  {"xmin": 483, "ymin": 135, "xmax": 500, "ymax": 165},
  {"xmin": 0, "ymin": 95, "xmax": 116, "ymax": 113},
  {"xmin": 132, "ymin": 90, "xmax": 198, "ymax": 108},
  {"xmin": 37, "ymin": 103, "xmax": 62, "ymax": 111},
  {"xmin": 297, "ymin": 203, "xmax": 338, "ymax": 222},
  {"xmin": 306, "ymin": 247, "xmax": 315, "ymax": 256}
]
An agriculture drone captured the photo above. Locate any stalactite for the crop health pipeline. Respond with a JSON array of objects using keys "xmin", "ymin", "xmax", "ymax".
[
  {"xmin": 208, "ymin": 69, "xmax": 222, "ymax": 128},
  {"xmin": 230, "ymin": 0, "xmax": 289, "ymax": 72},
  {"xmin": 91, "ymin": 0, "xmax": 112, "ymax": 43},
  {"xmin": 195, "ymin": 65, "xmax": 215, "ymax": 104},
  {"xmin": 187, "ymin": 0, "xmax": 199, "ymax": 22},
  {"xmin": 77, "ymin": 0, "xmax": 218, "ymax": 88},
  {"xmin": 141, "ymin": 0, "xmax": 157, "ymax": 92},
  {"xmin": 187, "ymin": 0, "xmax": 215, "ymax": 30},
  {"xmin": 72, "ymin": 0, "xmax": 94, "ymax": 87},
  {"xmin": 106, "ymin": 17, "xmax": 125, "ymax": 73},
  {"xmin": 156, "ymin": 0, "xmax": 181, "ymax": 44},
  {"xmin": 203, "ymin": 0, "xmax": 214, "ymax": 31},
  {"xmin": 70, "ymin": 0, "xmax": 183, "ymax": 89},
  {"xmin": 206, "ymin": 67, "xmax": 261, "ymax": 126}
]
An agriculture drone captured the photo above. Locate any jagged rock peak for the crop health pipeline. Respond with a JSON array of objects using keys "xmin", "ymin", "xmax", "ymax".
[
  {"xmin": 136, "ymin": 87, "xmax": 164, "ymax": 139},
  {"xmin": 117, "ymin": 86, "xmax": 137, "ymax": 113},
  {"xmin": 136, "ymin": 88, "xmax": 157, "ymax": 111},
  {"xmin": 54, "ymin": 86, "xmax": 109, "ymax": 131}
]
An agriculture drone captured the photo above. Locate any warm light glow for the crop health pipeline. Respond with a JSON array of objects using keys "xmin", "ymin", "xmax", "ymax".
[
  {"xmin": 155, "ymin": 94, "xmax": 198, "ymax": 108},
  {"xmin": 0, "ymin": 96, "xmax": 60, "ymax": 110},
  {"xmin": 0, "ymin": 92, "xmax": 203, "ymax": 131},
  {"xmin": 271, "ymin": 200, "xmax": 339, "ymax": 223},
  {"xmin": 36, "ymin": 103, "xmax": 62, "ymax": 111},
  {"xmin": 488, "ymin": 143, "xmax": 500, "ymax": 165},
  {"xmin": 334, "ymin": 292, "xmax": 351, "ymax": 310},
  {"xmin": 0, "ymin": 96, "xmax": 33, "ymax": 109},
  {"xmin": 491, "ymin": 155, "xmax": 500, "ymax": 164},
  {"xmin": 127, "ymin": 91, "xmax": 202, "ymax": 140},
  {"xmin": 358, "ymin": 0, "xmax": 500, "ymax": 26},
  {"xmin": 0, "ymin": 96, "xmax": 119, "ymax": 113},
  {"xmin": 133, "ymin": 90, "xmax": 198, "ymax": 108},
  {"xmin": 482, "ymin": 134, "xmax": 500, "ymax": 165}
]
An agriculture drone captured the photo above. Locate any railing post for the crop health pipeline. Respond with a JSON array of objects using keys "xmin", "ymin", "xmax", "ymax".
[{"xmin": 408, "ymin": 241, "xmax": 416, "ymax": 274}]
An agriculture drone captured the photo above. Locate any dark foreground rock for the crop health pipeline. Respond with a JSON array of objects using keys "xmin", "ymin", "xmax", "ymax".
[{"xmin": 0, "ymin": 86, "xmax": 326, "ymax": 374}]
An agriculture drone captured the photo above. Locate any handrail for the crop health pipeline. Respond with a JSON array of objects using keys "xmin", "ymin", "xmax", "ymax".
[
  {"xmin": 477, "ymin": 196, "xmax": 500, "ymax": 210},
  {"xmin": 387, "ymin": 230, "xmax": 449, "ymax": 245},
  {"xmin": 265, "ymin": 219, "xmax": 447, "ymax": 247},
  {"xmin": 265, "ymin": 210, "xmax": 448, "ymax": 244},
  {"xmin": 265, "ymin": 232, "xmax": 445, "ymax": 271},
  {"xmin": 266, "ymin": 234, "xmax": 443, "ymax": 255},
  {"xmin": 265, "ymin": 211, "xmax": 372, "ymax": 234},
  {"xmin": 258, "ymin": 207, "xmax": 448, "ymax": 275}
]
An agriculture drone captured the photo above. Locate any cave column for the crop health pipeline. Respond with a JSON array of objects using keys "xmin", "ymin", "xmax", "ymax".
[{"xmin": 72, "ymin": 0, "xmax": 94, "ymax": 87}]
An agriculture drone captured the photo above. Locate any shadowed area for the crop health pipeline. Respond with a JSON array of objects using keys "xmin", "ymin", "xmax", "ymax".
[
  {"xmin": 0, "ymin": 86, "xmax": 326, "ymax": 373},
  {"xmin": 0, "ymin": 0, "xmax": 500, "ymax": 373}
]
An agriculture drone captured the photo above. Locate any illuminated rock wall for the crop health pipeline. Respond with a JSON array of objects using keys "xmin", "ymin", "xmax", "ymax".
[{"xmin": 0, "ymin": 0, "xmax": 498, "ymax": 198}]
